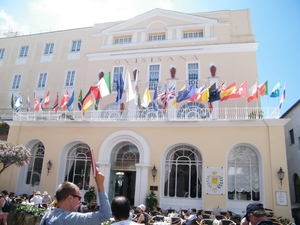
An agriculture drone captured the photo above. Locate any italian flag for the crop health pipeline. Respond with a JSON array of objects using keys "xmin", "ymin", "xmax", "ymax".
[
  {"xmin": 258, "ymin": 81, "xmax": 268, "ymax": 96},
  {"xmin": 97, "ymin": 72, "xmax": 111, "ymax": 98}
]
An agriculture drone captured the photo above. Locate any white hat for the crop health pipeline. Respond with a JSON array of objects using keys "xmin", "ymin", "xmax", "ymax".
[
  {"xmin": 43, "ymin": 191, "xmax": 48, "ymax": 195},
  {"xmin": 138, "ymin": 204, "xmax": 146, "ymax": 212},
  {"xmin": 36, "ymin": 191, "xmax": 41, "ymax": 195}
]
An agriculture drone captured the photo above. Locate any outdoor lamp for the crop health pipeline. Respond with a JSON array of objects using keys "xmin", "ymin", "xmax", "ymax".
[
  {"xmin": 278, "ymin": 167, "xmax": 284, "ymax": 186},
  {"xmin": 47, "ymin": 160, "xmax": 52, "ymax": 176},
  {"xmin": 151, "ymin": 165, "xmax": 157, "ymax": 182}
]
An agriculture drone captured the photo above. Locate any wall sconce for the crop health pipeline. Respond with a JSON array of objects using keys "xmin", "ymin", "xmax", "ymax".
[
  {"xmin": 151, "ymin": 165, "xmax": 157, "ymax": 182},
  {"xmin": 278, "ymin": 167, "xmax": 284, "ymax": 186},
  {"xmin": 46, "ymin": 160, "xmax": 52, "ymax": 176}
]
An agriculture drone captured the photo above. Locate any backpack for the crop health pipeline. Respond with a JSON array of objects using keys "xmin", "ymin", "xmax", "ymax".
[{"xmin": 2, "ymin": 197, "xmax": 12, "ymax": 212}]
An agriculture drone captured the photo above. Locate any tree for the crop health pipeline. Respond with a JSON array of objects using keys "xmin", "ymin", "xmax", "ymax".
[{"xmin": 0, "ymin": 141, "xmax": 31, "ymax": 175}]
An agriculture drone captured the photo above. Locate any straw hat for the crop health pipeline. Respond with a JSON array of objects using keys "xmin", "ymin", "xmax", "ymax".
[{"xmin": 137, "ymin": 204, "xmax": 145, "ymax": 212}]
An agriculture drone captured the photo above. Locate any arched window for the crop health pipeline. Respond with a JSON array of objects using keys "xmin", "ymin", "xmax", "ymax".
[
  {"xmin": 294, "ymin": 174, "xmax": 300, "ymax": 203},
  {"xmin": 177, "ymin": 102, "xmax": 209, "ymax": 119},
  {"xmin": 65, "ymin": 143, "xmax": 91, "ymax": 190},
  {"xmin": 227, "ymin": 145, "xmax": 260, "ymax": 201},
  {"xmin": 114, "ymin": 142, "xmax": 140, "ymax": 169},
  {"xmin": 164, "ymin": 145, "xmax": 202, "ymax": 198},
  {"xmin": 26, "ymin": 142, "xmax": 44, "ymax": 185}
]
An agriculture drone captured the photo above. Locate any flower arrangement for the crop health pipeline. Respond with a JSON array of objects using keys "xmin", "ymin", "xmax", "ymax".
[{"xmin": 0, "ymin": 141, "xmax": 31, "ymax": 175}]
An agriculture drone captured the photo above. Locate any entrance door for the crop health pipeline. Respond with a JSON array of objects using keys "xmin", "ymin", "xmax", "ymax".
[{"xmin": 109, "ymin": 170, "xmax": 136, "ymax": 205}]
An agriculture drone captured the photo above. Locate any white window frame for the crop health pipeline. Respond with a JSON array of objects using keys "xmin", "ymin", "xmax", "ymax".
[
  {"xmin": 12, "ymin": 74, "xmax": 22, "ymax": 90},
  {"xmin": 19, "ymin": 46, "xmax": 29, "ymax": 57},
  {"xmin": 148, "ymin": 64, "xmax": 160, "ymax": 90},
  {"xmin": 65, "ymin": 71, "xmax": 76, "ymax": 87},
  {"xmin": 44, "ymin": 43, "xmax": 54, "ymax": 55},
  {"xmin": 187, "ymin": 62, "xmax": 200, "ymax": 88},
  {"xmin": 148, "ymin": 34, "xmax": 166, "ymax": 42},
  {"xmin": 71, "ymin": 40, "xmax": 82, "ymax": 52},
  {"xmin": 0, "ymin": 48, "xmax": 5, "ymax": 59},
  {"xmin": 37, "ymin": 72, "xmax": 48, "ymax": 89},
  {"xmin": 114, "ymin": 37, "xmax": 131, "ymax": 45},
  {"xmin": 183, "ymin": 31, "xmax": 204, "ymax": 39},
  {"xmin": 112, "ymin": 66, "xmax": 124, "ymax": 92}
]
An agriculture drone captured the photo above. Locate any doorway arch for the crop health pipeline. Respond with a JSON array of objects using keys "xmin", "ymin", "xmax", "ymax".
[{"xmin": 98, "ymin": 130, "xmax": 151, "ymax": 206}]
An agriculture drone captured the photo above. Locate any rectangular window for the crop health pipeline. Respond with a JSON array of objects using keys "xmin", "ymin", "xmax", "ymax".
[
  {"xmin": 65, "ymin": 71, "xmax": 75, "ymax": 87},
  {"xmin": 71, "ymin": 40, "xmax": 81, "ymax": 52},
  {"xmin": 12, "ymin": 75, "xmax": 21, "ymax": 89},
  {"xmin": 19, "ymin": 46, "xmax": 29, "ymax": 57},
  {"xmin": 149, "ymin": 65, "xmax": 160, "ymax": 90},
  {"xmin": 289, "ymin": 129, "xmax": 295, "ymax": 145},
  {"xmin": 37, "ymin": 73, "xmax": 48, "ymax": 88},
  {"xmin": 114, "ymin": 37, "xmax": 131, "ymax": 44},
  {"xmin": 0, "ymin": 48, "xmax": 5, "ymax": 59},
  {"xmin": 148, "ymin": 34, "xmax": 165, "ymax": 42},
  {"xmin": 112, "ymin": 66, "xmax": 124, "ymax": 92},
  {"xmin": 183, "ymin": 31, "xmax": 203, "ymax": 39},
  {"xmin": 44, "ymin": 43, "xmax": 54, "ymax": 55},
  {"xmin": 187, "ymin": 63, "xmax": 199, "ymax": 87}
]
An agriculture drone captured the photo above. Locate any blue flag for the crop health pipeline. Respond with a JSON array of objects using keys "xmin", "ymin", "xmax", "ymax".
[
  {"xmin": 14, "ymin": 95, "xmax": 23, "ymax": 112},
  {"xmin": 177, "ymin": 84, "xmax": 196, "ymax": 102},
  {"xmin": 67, "ymin": 91, "xmax": 75, "ymax": 112},
  {"xmin": 116, "ymin": 73, "xmax": 124, "ymax": 104},
  {"xmin": 270, "ymin": 82, "xmax": 281, "ymax": 98}
]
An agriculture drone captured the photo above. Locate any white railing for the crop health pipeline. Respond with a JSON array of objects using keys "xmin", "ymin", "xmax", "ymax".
[{"xmin": 13, "ymin": 107, "xmax": 280, "ymax": 122}]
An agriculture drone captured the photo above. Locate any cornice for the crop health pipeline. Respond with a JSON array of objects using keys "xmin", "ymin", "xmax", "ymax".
[{"xmin": 86, "ymin": 42, "xmax": 258, "ymax": 61}]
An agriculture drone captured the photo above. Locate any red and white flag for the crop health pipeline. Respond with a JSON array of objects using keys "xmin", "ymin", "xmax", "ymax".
[
  {"xmin": 34, "ymin": 93, "xmax": 41, "ymax": 111},
  {"xmin": 43, "ymin": 90, "xmax": 50, "ymax": 107},
  {"xmin": 247, "ymin": 83, "xmax": 258, "ymax": 102},
  {"xmin": 60, "ymin": 90, "xmax": 70, "ymax": 110}
]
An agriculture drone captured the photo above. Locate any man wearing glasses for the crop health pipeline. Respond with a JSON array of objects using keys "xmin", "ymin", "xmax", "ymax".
[{"xmin": 40, "ymin": 167, "xmax": 112, "ymax": 224}]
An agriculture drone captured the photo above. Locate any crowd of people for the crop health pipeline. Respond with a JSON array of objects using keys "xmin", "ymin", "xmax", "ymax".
[{"xmin": 0, "ymin": 167, "xmax": 287, "ymax": 225}]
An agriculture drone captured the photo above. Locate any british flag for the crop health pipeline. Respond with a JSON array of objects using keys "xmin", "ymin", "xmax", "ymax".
[{"xmin": 162, "ymin": 85, "xmax": 175, "ymax": 103}]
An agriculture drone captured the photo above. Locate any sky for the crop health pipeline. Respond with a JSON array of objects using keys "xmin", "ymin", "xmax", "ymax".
[{"xmin": 0, "ymin": 0, "xmax": 299, "ymax": 115}]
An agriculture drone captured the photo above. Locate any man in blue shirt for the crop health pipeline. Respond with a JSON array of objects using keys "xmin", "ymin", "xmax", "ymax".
[{"xmin": 40, "ymin": 167, "xmax": 112, "ymax": 225}]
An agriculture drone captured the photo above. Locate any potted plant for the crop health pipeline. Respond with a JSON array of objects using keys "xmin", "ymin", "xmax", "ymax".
[
  {"xmin": 84, "ymin": 186, "xmax": 96, "ymax": 209},
  {"xmin": 146, "ymin": 190, "xmax": 159, "ymax": 211}
]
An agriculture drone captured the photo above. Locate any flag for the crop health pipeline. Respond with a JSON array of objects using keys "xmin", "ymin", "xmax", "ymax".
[
  {"xmin": 188, "ymin": 85, "xmax": 205, "ymax": 102},
  {"xmin": 94, "ymin": 99, "xmax": 100, "ymax": 110},
  {"xmin": 53, "ymin": 92, "xmax": 59, "ymax": 113},
  {"xmin": 172, "ymin": 85, "xmax": 186, "ymax": 108},
  {"xmin": 134, "ymin": 71, "xmax": 141, "ymax": 108},
  {"xmin": 157, "ymin": 85, "xmax": 166, "ymax": 100},
  {"xmin": 124, "ymin": 69, "xmax": 135, "ymax": 102},
  {"xmin": 82, "ymin": 90, "xmax": 93, "ymax": 111},
  {"xmin": 141, "ymin": 87, "xmax": 152, "ymax": 108},
  {"xmin": 278, "ymin": 85, "xmax": 286, "ymax": 110},
  {"xmin": 66, "ymin": 91, "xmax": 74, "ymax": 112},
  {"xmin": 26, "ymin": 95, "xmax": 30, "ymax": 112},
  {"xmin": 220, "ymin": 82, "xmax": 236, "ymax": 101},
  {"xmin": 90, "ymin": 86, "xmax": 100, "ymax": 100},
  {"xmin": 217, "ymin": 82, "xmax": 226, "ymax": 92},
  {"xmin": 34, "ymin": 93, "xmax": 42, "ymax": 111},
  {"xmin": 60, "ymin": 90, "xmax": 70, "ymax": 110},
  {"xmin": 116, "ymin": 73, "xmax": 124, "ymax": 104},
  {"xmin": 228, "ymin": 81, "xmax": 247, "ymax": 99},
  {"xmin": 78, "ymin": 89, "xmax": 82, "ymax": 111},
  {"xmin": 97, "ymin": 72, "xmax": 111, "ymax": 98},
  {"xmin": 197, "ymin": 86, "xmax": 209, "ymax": 102},
  {"xmin": 247, "ymin": 83, "xmax": 258, "ymax": 102},
  {"xmin": 11, "ymin": 93, "xmax": 14, "ymax": 109},
  {"xmin": 162, "ymin": 85, "xmax": 175, "ymax": 103},
  {"xmin": 258, "ymin": 81, "xmax": 268, "ymax": 96},
  {"xmin": 43, "ymin": 90, "xmax": 50, "ymax": 107},
  {"xmin": 178, "ymin": 84, "xmax": 196, "ymax": 103},
  {"xmin": 270, "ymin": 82, "xmax": 281, "ymax": 98},
  {"xmin": 14, "ymin": 95, "xmax": 23, "ymax": 112},
  {"xmin": 208, "ymin": 83, "xmax": 220, "ymax": 102}
]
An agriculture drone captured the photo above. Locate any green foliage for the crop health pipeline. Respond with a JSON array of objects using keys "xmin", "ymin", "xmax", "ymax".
[
  {"xmin": 280, "ymin": 218, "xmax": 292, "ymax": 225},
  {"xmin": 146, "ymin": 190, "xmax": 159, "ymax": 211},
  {"xmin": 84, "ymin": 186, "xmax": 96, "ymax": 203},
  {"xmin": 248, "ymin": 110, "xmax": 264, "ymax": 119},
  {"xmin": 0, "ymin": 141, "xmax": 31, "ymax": 175},
  {"xmin": 0, "ymin": 122, "xmax": 9, "ymax": 135}
]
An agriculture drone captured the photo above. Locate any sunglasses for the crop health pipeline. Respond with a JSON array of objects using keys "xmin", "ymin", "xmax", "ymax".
[{"xmin": 70, "ymin": 194, "xmax": 82, "ymax": 201}]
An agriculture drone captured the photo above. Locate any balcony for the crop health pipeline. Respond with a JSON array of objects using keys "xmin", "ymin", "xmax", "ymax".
[{"xmin": 12, "ymin": 107, "xmax": 280, "ymax": 122}]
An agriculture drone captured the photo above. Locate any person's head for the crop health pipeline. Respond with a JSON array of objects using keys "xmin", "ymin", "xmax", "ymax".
[
  {"xmin": 36, "ymin": 191, "xmax": 41, "ymax": 195},
  {"xmin": 111, "ymin": 196, "xmax": 131, "ymax": 221},
  {"xmin": 2, "ymin": 190, "xmax": 8, "ymax": 196},
  {"xmin": 32, "ymin": 190, "xmax": 37, "ymax": 195},
  {"xmin": 245, "ymin": 203, "xmax": 267, "ymax": 224},
  {"xmin": 137, "ymin": 204, "xmax": 146, "ymax": 213},
  {"xmin": 55, "ymin": 181, "xmax": 82, "ymax": 212},
  {"xmin": 43, "ymin": 191, "xmax": 49, "ymax": 196},
  {"xmin": 190, "ymin": 208, "xmax": 197, "ymax": 214}
]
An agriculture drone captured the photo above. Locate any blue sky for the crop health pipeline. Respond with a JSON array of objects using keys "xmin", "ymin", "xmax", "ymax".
[{"xmin": 0, "ymin": 0, "xmax": 299, "ymax": 115}]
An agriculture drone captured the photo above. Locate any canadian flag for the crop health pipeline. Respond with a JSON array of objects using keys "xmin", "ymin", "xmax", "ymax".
[{"xmin": 43, "ymin": 90, "xmax": 50, "ymax": 107}]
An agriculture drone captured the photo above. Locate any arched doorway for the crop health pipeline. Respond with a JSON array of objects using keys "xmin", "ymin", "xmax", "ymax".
[
  {"xmin": 98, "ymin": 130, "xmax": 151, "ymax": 206},
  {"xmin": 109, "ymin": 142, "xmax": 140, "ymax": 205}
]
